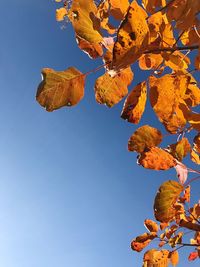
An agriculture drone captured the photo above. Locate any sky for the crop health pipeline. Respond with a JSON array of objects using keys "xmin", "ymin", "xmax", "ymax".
[{"xmin": 0, "ymin": 1, "xmax": 199, "ymax": 266}]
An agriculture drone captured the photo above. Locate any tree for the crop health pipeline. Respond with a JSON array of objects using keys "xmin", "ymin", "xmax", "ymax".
[{"xmin": 36, "ymin": 0, "xmax": 200, "ymax": 266}]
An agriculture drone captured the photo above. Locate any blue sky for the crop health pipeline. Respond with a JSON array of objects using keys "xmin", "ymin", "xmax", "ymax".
[{"xmin": 0, "ymin": 1, "xmax": 199, "ymax": 266}]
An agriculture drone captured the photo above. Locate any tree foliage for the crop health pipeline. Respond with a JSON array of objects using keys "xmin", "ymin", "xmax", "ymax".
[{"xmin": 36, "ymin": 0, "xmax": 200, "ymax": 265}]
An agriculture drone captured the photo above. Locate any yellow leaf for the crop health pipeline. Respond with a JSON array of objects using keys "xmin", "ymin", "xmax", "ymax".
[
  {"xmin": 128, "ymin": 125, "xmax": 162, "ymax": 153},
  {"xmin": 109, "ymin": 0, "xmax": 130, "ymax": 20},
  {"xmin": 154, "ymin": 180, "xmax": 184, "ymax": 223},
  {"xmin": 191, "ymin": 149, "xmax": 200, "ymax": 164},
  {"xmin": 184, "ymin": 74, "xmax": 200, "ymax": 107},
  {"xmin": 168, "ymin": 232, "xmax": 183, "ymax": 248},
  {"xmin": 188, "ymin": 112, "xmax": 200, "ymax": 131},
  {"xmin": 121, "ymin": 81, "xmax": 147, "ymax": 124},
  {"xmin": 167, "ymin": 138, "xmax": 191, "ymax": 161},
  {"xmin": 97, "ymin": 0, "xmax": 116, "ymax": 34},
  {"xmin": 170, "ymin": 250, "xmax": 179, "ymax": 266},
  {"xmin": 68, "ymin": 0, "xmax": 103, "ymax": 44},
  {"xmin": 163, "ymin": 51, "xmax": 190, "ymax": 70},
  {"xmin": 94, "ymin": 67, "xmax": 133, "ymax": 107},
  {"xmin": 56, "ymin": 7, "xmax": 67, "ymax": 22},
  {"xmin": 138, "ymin": 147, "xmax": 176, "ymax": 170},
  {"xmin": 111, "ymin": 0, "xmax": 149, "ymax": 71},
  {"xmin": 36, "ymin": 67, "xmax": 85, "ymax": 111}
]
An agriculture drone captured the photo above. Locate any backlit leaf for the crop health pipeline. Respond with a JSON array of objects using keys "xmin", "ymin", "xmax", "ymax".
[
  {"xmin": 68, "ymin": 0, "xmax": 103, "ymax": 44},
  {"xmin": 143, "ymin": 249, "xmax": 169, "ymax": 267},
  {"xmin": 76, "ymin": 36, "xmax": 103, "ymax": 59},
  {"xmin": 56, "ymin": 7, "xmax": 67, "ymax": 21},
  {"xmin": 174, "ymin": 161, "xmax": 188, "ymax": 185},
  {"xmin": 184, "ymin": 74, "xmax": 200, "ymax": 107},
  {"xmin": 121, "ymin": 81, "xmax": 147, "ymax": 124},
  {"xmin": 154, "ymin": 180, "xmax": 184, "ymax": 223},
  {"xmin": 188, "ymin": 251, "xmax": 198, "ymax": 261},
  {"xmin": 142, "ymin": 0, "xmax": 166, "ymax": 14},
  {"xmin": 94, "ymin": 67, "xmax": 133, "ymax": 107},
  {"xmin": 111, "ymin": 0, "xmax": 149, "ymax": 71},
  {"xmin": 138, "ymin": 147, "xmax": 176, "ymax": 170},
  {"xmin": 167, "ymin": 138, "xmax": 191, "ymax": 162},
  {"xmin": 131, "ymin": 232, "xmax": 157, "ymax": 252},
  {"xmin": 188, "ymin": 112, "xmax": 200, "ymax": 131},
  {"xmin": 36, "ymin": 67, "xmax": 85, "ymax": 111},
  {"xmin": 163, "ymin": 51, "xmax": 190, "ymax": 70},
  {"xmin": 109, "ymin": 0, "xmax": 130, "ymax": 20},
  {"xmin": 144, "ymin": 219, "xmax": 159, "ymax": 233},
  {"xmin": 169, "ymin": 250, "xmax": 179, "ymax": 266},
  {"xmin": 128, "ymin": 125, "xmax": 162, "ymax": 153},
  {"xmin": 139, "ymin": 53, "xmax": 163, "ymax": 70}
]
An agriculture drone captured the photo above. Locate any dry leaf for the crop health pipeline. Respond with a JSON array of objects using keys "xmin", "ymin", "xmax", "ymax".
[
  {"xmin": 36, "ymin": 67, "xmax": 85, "ymax": 111},
  {"xmin": 121, "ymin": 81, "xmax": 147, "ymax": 124},
  {"xmin": 169, "ymin": 250, "xmax": 179, "ymax": 266},
  {"xmin": 167, "ymin": 138, "xmax": 191, "ymax": 162},
  {"xmin": 56, "ymin": 7, "xmax": 67, "ymax": 21},
  {"xmin": 128, "ymin": 125, "xmax": 162, "ymax": 153},
  {"xmin": 131, "ymin": 232, "xmax": 157, "ymax": 252},
  {"xmin": 144, "ymin": 219, "xmax": 159, "ymax": 233}
]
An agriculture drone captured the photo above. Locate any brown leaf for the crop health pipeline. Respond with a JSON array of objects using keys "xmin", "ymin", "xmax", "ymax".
[
  {"xmin": 168, "ymin": 232, "xmax": 183, "ymax": 248},
  {"xmin": 144, "ymin": 219, "xmax": 159, "ymax": 233},
  {"xmin": 142, "ymin": 0, "xmax": 166, "ymax": 14},
  {"xmin": 154, "ymin": 180, "xmax": 184, "ymax": 223},
  {"xmin": 138, "ymin": 147, "xmax": 176, "ymax": 170},
  {"xmin": 143, "ymin": 249, "xmax": 169, "ymax": 267},
  {"xmin": 121, "ymin": 81, "xmax": 147, "ymax": 124},
  {"xmin": 167, "ymin": 138, "xmax": 191, "ymax": 162},
  {"xmin": 94, "ymin": 67, "xmax": 133, "ymax": 107},
  {"xmin": 109, "ymin": 0, "xmax": 130, "ymax": 20},
  {"xmin": 128, "ymin": 125, "xmax": 162, "ymax": 153},
  {"xmin": 163, "ymin": 51, "xmax": 190, "ymax": 70},
  {"xmin": 76, "ymin": 36, "xmax": 103, "ymax": 59},
  {"xmin": 36, "ymin": 67, "xmax": 85, "ymax": 111},
  {"xmin": 111, "ymin": 0, "xmax": 149, "ymax": 71},
  {"xmin": 131, "ymin": 232, "xmax": 157, "ymax": 252}
]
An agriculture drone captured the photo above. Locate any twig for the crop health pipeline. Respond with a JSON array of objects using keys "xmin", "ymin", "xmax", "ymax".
[{"xmin": 144, "ymin": 45, "xmax": 199, "ymax": 54}]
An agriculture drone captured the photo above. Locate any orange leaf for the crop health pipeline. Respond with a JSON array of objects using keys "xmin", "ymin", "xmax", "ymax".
[
  {"xmin": 138, "ymin": 147, "xmax": 176, "ymax": 170},
  {"xmin": 56, "ymin": 7, "xmax": 67, "ymax": 22},
  {"xmin": 144, "ymin": 219, "xmax": 159, "ymax": 233},
  {"xmin": 36, "ymin": 67, "xmax": 85, "ymax": 111},
  {"xmin": 139, "ymin": 53, "xmax": 163, "ymax": 70},
  {"xmin": 94, "ymin": 67, "xmax": 133, "ymax": 107},
  {"xmin": 142, "ymin": 0, "xmax": 166, "ymax": 13},
  {"xmin": 121, "ymin": 81, "xmax": 147, "ymax": 124},
  {"xmin": 143, "ymin": 249, "xmax": 169, "ymax": 267},
  {"xmin": 167, "ymin": 137, "xmax": 191, "ymax": 162},
  {"xmin": 169, "ymin": 250, "xmax": 179, "ymax": 266},
  {"xmin": 128, "ymin": 125, "xmax": 162, "ymax": 153},
  {"xmin": 131, "ymin": 232, "xmax": 157, "ymax": 252},
  {"xmin": 109, "ymin": 0, "xmax": 130, "ymax": 20},
  {"xmin": 76, "ymin": 36, "xmax": 103, "ymax": 59},
  {"xmin": 111, "ymin": 0, "xmax": 149, "ymax": 71}
]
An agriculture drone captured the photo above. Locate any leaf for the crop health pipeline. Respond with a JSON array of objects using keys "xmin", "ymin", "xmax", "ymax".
[
  {"xmin": 68, "ymin": 0, "xmax": 103, "ymax": 44},
  {"xmin": 142, "ymin": 0, "xmax": 166, "ymax": 14},
  {"xmin": 191, "ymin": 149, "xmax": 200, "ymax": 164},
  {"xmin": 56, "ymin": 7, "xmax": 67, "ymax": 21},
  {"xmin": 167, "ymin": 138, "xmax": 191, "ymax": 162},
  {"xmin": 128, "ymin": 125, "xmax": 162, "ymax": 153},
  {"xmin": 149, "ymin": 74, "xmax": 190, "ymax": 133},
  {"xmin": 36, "ymin": 67, "xmax": 85, "ymax": 111},
  {"xmin": 143, "ymin": 249, "xmax": 169, "ymax": 267},
  {"xmin": 94, "ymin": 67, "xmax": 133, "ymax": 107},
  {"xmin": 184, "ymin": 74, "xmax": 200, "ymax": 107},
  {"xmin": 180, "ymin": 19, "xmax": 200, "ymax": 45},
  {"xmin": 174, "ymin": 161, "xmax": 188, "ymax": 185},
  {"xmin": 111, "ymin": 0, "xmax": 149, "ymax": 71},
  {"xmin": 154, "ymin": 180, "xmax": 184, "ymax": 223},
  {"xmin": 121, "ymin": 81, "xmax": 147, "ymax": 124},
  {"xmin": 144, "ymin": 219, "xmax": 159, "ymax": 233},
  {"xmin": 188, "ymin": 251, "xmax": 198, "ymax": 261},
  {"xmin": 139, "ymin": 54, "xmax": 163, "ymax": 70},
  {"xmin": 76, "ymin": 36, "xmax": 103, "ymax": 59},
  {"xmin": 109, "ymin": 0, "xmax": 130, "ymax": 20},
  {"xmin": 163, "ymin": 51, "xmax": 190, "ymax": 70},
  {"xmin": 131, "ymin": 232, "xmax": 157, "ymax": 252},
  {"xmin": 193, "ymin": 133, "xmax": 200, "ymax": 153},
  {"xmin": 168, "ymin": 232, "xmax": 183, "ymax": 248},
  {"xmin": 188, "ymin": 112, "xmax": 200, "ymax": 131},
  {"xmin": 138, "ymin": 147, "xmax": 176, "ymax": 170},
  {"xmin": 97, "ymin": 0, "xmax": 116, "ymax": 34},
  {"xmin": 189, "ymin": 203, "xmax": 200, "ymax": 222},
  {"xmin": 169, "ymin": 250, "xmax": 179, "ymax": 266}
]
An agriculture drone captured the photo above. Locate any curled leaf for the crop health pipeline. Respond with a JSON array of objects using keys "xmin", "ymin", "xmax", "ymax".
[
  {"xmin": 121, "ymin": 81, "xmax": 147, "ymax": 124},
  {"xmin": 144, "ymin": 219, "xmax": 159, "ymax": 233},
  {"xmin": 131, "ymin": 232, "xmax": 157, "ymax": 252},
  {"xmin": 167, "ymin": 138, "xmax": 191, "ymax": 162},
  {"xmin": 36, "ymin": 67, "xmax": 85, "ymax": 111}
]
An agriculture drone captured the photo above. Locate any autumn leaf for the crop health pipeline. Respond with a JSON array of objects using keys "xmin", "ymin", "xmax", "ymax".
[
  {"xmin": 143, "ymin": 249, "xmax": 169, "ymax": 267},
  {"xmin": 131, "ymin": 232, "xmax": 157, "ymax": 252},
  {"xmin": 169, "ymin": 250, "xmax": 179, "ymax": 266},
  {"xmin": 97, "ymin": 0, "xmax": 116, "ymax": 34},
  {"xmin": 163, "ymin": 51, "xmax": 190, "ymax": 70},
  {"xmin": 138, "ymin": 147, "xmax": 176, "ymax": 170},
  {"xmin": 121, "ymin": 81, "xmax": 147, "ymax": 124},
  {"xmin": 56, "ymin": 7, "xmax": 67, "ymax": 21},
  {"xmin": 167, "ymin": 138, "xmax": 191, "ymax": 162},
  {"xmin": 154, "ymin": 180, "xmax": 184, "ymax": 223},
  {"xmin": 94, "ymin": 67, "xmax": 133, "ymax": 107},
  {"xmin": 36, "ymin": 67, "xmax": 85, "ymax": 111},
  {"xmin": 128, "ymin": 125, "xmax": 162, "ymax": 153},
  {"xmin": 139, "ymin": 53, "xmax": 163, "ymax": 70},
  {"xmin": 144, "ymin": 219, "xmax": 159, "ymax": 233},
  {"xmin": 184, "ymin": 74, "xmax": 200, "ymax": 107},
  {"xmin": 111, "ymin": 0, "xmax": 149, "ymax": 71},
  {"xmin": 188, "ymin": 112, "xmax": 200, "ymax": 131},
  {"xmin": 149, "ymin": 74, "xmax": 190, "ymax": 133},
  {"xmin": 142, "ymin": 0, "xmax": 166, "ymax": 14},
  {"xmin": 68, "ymin": 0, "xmax": 103, "ymax": 44},
  {"xmin": 76, "ymin": 36, "xmax": 103, "ymax": 59},
  {"xmin": 168, "ymin": 232, "xmax": 183, "ymax": 248},
  {"xmin": 174, "ymin": 161, "xmax": 188, "ymax": 185},
  {"xmin": 188, "ymin": 251, "xmax": 198, "ymax": 261},
  {"xmin": 109, "ymin": 0, "xmax": 130, "ymax": 20},
  {"xmin": 179, "ymin": 185, "xmax": 190, "ymax": 203}
]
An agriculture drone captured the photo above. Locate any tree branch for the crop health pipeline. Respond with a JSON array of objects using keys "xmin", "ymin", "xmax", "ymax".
[{"xmin": 144, "ymin": 45, "xmax": 199, "ymax": 54}]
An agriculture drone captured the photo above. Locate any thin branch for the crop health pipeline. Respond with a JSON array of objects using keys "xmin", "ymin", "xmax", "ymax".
[{"xmin": 144, "ymin": 45, "xmax": 199, "ymax": 54}]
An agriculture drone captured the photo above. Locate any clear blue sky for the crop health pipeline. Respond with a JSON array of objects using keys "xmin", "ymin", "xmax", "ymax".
[{"xmin": 0, "ymin": 1, "xmax": 199, "ymax": 266}]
